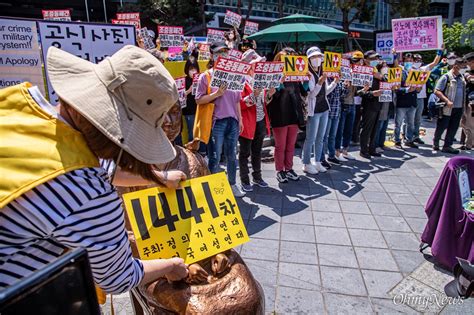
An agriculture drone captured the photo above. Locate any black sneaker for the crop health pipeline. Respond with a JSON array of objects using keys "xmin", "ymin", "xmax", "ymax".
[
  {"xmin": 395, "ymin": 141, "xmax": 402, "ymax": 148},
  {"xmin": 441, "ymin": 147, "xmax": 460, "ymax": 154},
  {"xmin": 327, "ymin": 157, "xmax": 341, "ymax": 165},
  {"xmin": 321, "ymin": 159, "xmax": 332, "ymax": 169},
  {"xmin": 459, "ymin": 145, "xmax": 467, "ymax": 151},
  {"xmin": 413, "ymin": 138, "xmax": 425, "ymax": 144},
  {"xmin": 277, "ymin": 171, "xmax": 288, "ymax": 183},
  {"xmin": 286, "ymin": 170, "xmax": 300, "ymax": 181},
  {"xmin": 359, "ymin": 151, "xmax": 372, "ymax": 159},
  {"xmin": 432, "ymin": 145, "xmax": 440, "ymax": 151},
  {"xmin": 404, "ymin": 141, "xmax": 419, "ymax": 148},
  {"xmin": 369, "ymin": 151, "xmax": 382, "ymax": 157}
]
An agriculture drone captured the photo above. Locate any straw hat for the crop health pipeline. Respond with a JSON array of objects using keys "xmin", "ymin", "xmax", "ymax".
[{"xmin": 47, "ymin": 45, "xmax": 178, "ymax": 164}]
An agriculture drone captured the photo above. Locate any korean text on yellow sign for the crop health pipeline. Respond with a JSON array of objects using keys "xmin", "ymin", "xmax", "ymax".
[
  {"xmin": 281, "ymin": 55, "xmax": 308, "ymax": 76},
  {"xmin": 323, "ymin": 51, "xmax": 342, "ymax": 78},
  {"xmin": 406, "ymin": 70, "xmax": 431, "ymax": 88},
  {"xmin": 388, "ymin": 67, "xmax": 403, "ymax": 84},
  {"xmin": 123, "ymin": 172, "xmax": 250, "ymax": 264}
]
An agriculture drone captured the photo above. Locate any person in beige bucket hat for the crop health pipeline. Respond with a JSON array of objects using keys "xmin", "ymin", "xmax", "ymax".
[{"xmin": 0, "ymin": 45, "xmax": 188, "ymax": 296}]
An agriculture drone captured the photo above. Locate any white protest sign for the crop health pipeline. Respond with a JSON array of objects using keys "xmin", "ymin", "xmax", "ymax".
[
  {"xmin": 138, "ymin": 27, "xmax": 155, "ymax": 50},
  {"xmin": 0, "ymin": 18, "xmax": 45, "ymax": 93},
  {"xmin": 158, "ymin": 26, "xmax": 184, "ymax": 48},
  {"xmin": 351, "ymin": 65, "xmax": 373, "ymax": 87},
  {"xmin": 112, "ymin": 19, "xmax": 140, "ymax": 30},
  {"xmin": 379, "ymin": 81, "xmax": 393, "ymax": 102},
  {"xmin": 42, "ymin": 10, "xmax": 71, "ymax": 21},
  {"xmin": 224, "ymin": 10, "xmax": 242, "ymax": 28},
  {"xmin": 210, "ymin": 57, "xmax": 251, "ymax": 92},
  {"xmin": 341, "ymin": 58, "xmax": 352, "ymax": 81},
  {"xmin": 228, "ymin": 49, "xmax": 243, "ymax": 61},
  {"xmin": 198, "ymin": 43, "xmax": 211, "ymax": 61},
  {"xmin": 376, "ymin": 32, "xmax": 394, "ymax": 64},
  {"xmin": 192, "ymin": 73, "xmax": 200, "ymax": 95},
  {"xmin": 207, "ymin": 29, "xmax": 225, "ymax": 44},
  {"xmin": 38, "ymin": 21, "xmax": 135, "ymax": 104},
  {"xmin": 244, "ymin": 21, "xmax": 258, "ymax": 35},
  {"xmin": 175, "ymin": 77, "xmax": 186, "ymax": 108},
  {"xmin": 116, "ymin": 12, "xmax": 140, "ymax": 21},
  {"xmin": 253, "ymin": 62, "xmax": 284, "ymax": 90}
]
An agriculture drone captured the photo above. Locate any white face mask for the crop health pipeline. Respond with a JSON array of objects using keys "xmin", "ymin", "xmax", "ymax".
[
  {"xmin": 311, "ymin": 58, "xmax": 322, "ymax": 68},
  {"xmin": 459, "ymin": 68, "xmax": 467, "ymax": 75},
  {"xmin": 447, "ymin": 59, "xmax": 456, "ymax": 66},
  {"xmin": 413, "ymin": 62, "xmax": 422, "ymax": 69}
]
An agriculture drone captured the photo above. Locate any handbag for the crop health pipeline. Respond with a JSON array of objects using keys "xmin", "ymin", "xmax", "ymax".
[{"xmin": 193, "ymin": 71, "xmax": 214, "ymax": 144}]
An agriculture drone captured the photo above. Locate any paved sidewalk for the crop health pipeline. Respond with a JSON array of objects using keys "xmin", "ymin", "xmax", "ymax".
[{"xmin": 234, "ymin": 123, "xmax": 473, "ymax": 314}]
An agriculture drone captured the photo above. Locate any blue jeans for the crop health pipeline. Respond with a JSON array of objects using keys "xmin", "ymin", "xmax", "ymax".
[
  {"xmin": 321, "ymin": 115, "xmax": 340, "ymax": 160},
  {"xmin": 375, "ymin": 119, "xmax": 389, "ymax": 148},
  {"xmin": 335, "ymin": 104, "xmax": 355, "ymax": 150},
  {"xmin": 302, "ymin": 111, "xmax": 329, "ymax": 164},
  {"xmin": 208, "ymin": 117, "xmax": 239, "ymax": 185},
  {"xmin": 184, "ymin": 114, "xmax": 195, "ymax": 142},
  {"xmin": 414, "ymin": 98, "xmax": 424, "ymax": 139},
  {"xmin": 394, "ymin": 107, "xmax": 416, "ymax": 143}
]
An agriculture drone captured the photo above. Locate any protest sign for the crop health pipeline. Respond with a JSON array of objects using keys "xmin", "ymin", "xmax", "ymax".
[
  {"xmin": 341, "ymin": 58, "xmax": 352, "ymax": 81},
  {"xmin": 282, "ymin": 55, "xmax": 309, "ymax": 82},
  {"xmin": 342, "ymin": 51, "xmax": 354, "ymax": 59},
  {"xmin": 123, "ymin": 172, "xmax": 250, "ymax": 264},
  {"xmin": 351, "ymin": 65, "xmax": 374, "ymax": 87},
  {"xmin": 252, "ymin": 62, "xmax": 284, "ymax": 90},
  {"xmin": 0, "ymin": 18, "xmax": 45, "ymax": 93},
  {"xmin": 244, "ymin": 21, "xmax": 259, "ymax": 35},
  {"xmin": 158, "ymin": 26, "xmax": 184, "ymax": 48},
  {"xmin": 116, "ymin": 12, "xmax": 140, "ymax": 21},
  {"xmin": 192, "ymin": 72, "xmax": 200, "ymax": 95},
  {"xmin": 137, "ymin": 27, "xmax": 155, "ymax": 50},
  {"xmin": 207, "ymin": 29, "xmax": 225, "ymax": 44},
  {"xmin": 112, "ymin": 19, "xmax": 140, "ymax": 30},
  {"xmin": 406, "ymin": 70, "xmax": 431, "ymax": 88},
  {"xmin": 210, "ymin": 57, "xmax": 251, "ymax": 91},
  {"xmin": 38, "ymin": 21, "xmax": 135, "ymax": 104},
  {"xmin": 376, "ymin": 32, "xmax": 394, "ymax": 63},
  {"xmin": 168, "ymin": 46, "xmax": 183, "ymax": 56},
  {"xmin": 388, "ymin": 66, "xmax": 403, "ymax": 85},
  {"xmin": 392, "ymin": 16, "xmax": 443, "ymax": 52},
  {"xmin": 323, "ymin": 51, "xmax": 341, "ymax": 78},
  {"xmin": 175, "ymin": 76, "xmax": 186, "ymax": 108},
  {"xmin": 42, "ymin": 10, "xmax": 71, "ymax": 21},
  {"xmin": 224, "ymin": 10, "xmax": 242, "ymax": 28},
  {"xmin": 228, "ymin": 49, "xmax": 243, "ymax": 61},
  {"xmin": 198, "ymin": 43, "xmax": 211, "ymax": 61},
  {"xmin": 379, "ymin": 81, "xmax": 393, "ymax": 102}
]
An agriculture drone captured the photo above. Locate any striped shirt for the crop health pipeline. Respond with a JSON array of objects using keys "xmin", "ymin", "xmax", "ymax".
[
  {"xmin": 0, "ymin": 167, "xmax": 144, "ymax": 294},
  {"xmin": 327, "ymin": 81, "xmax": 349, "ymax": 118}
]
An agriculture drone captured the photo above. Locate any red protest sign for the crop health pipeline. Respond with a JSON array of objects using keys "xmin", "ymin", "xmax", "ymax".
[
  {"xmin": 116, "ymin": 12, "xmax": 140, "ymax": 20},
  {"xmin": 158, "ymin": 26, "xmax": 184, "ymax": 47},
  {"xmin": 253, "ymin": 62, "xmax": 284, "ymax": 90},
  {"xmin": 42, "ymin": 10, "xmax": 71, "ymax": 21},
  {"xmin": 175, "ymin": 76, "xmax": 187, "ymax": 108},
  {"xmin": 351, "ymin": 65, "xmax": 374, "ymax": 87},
  {"xmin": 207, "ymin": 29, "xmax": 226, "ymax": 44},
  {"xmin": 112, "ymin": 19, "xmax": 140, "ymax": 29},
  {"xmin": 244, "ymin": 21, "xmax": 259, "ymax": 35},
  {"xmin": 228, "ymin": 49, "xmax": 243, "ymax": 61},
  {"xmin": 224, "ymin": 10, "xmax": 242, "ymax": 28},
  {"xmin": 211, "ymin": 57, "xmax": 252, "ymax": 91}
]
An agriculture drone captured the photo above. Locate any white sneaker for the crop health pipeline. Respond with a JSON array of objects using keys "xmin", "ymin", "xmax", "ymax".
[
  {"xmin": 342, "ymin": 152, "xmax": 356, "ymax": 160},
  {"xmin": 231, "ymin": 184, "xmax": 246, "ymax": 198},
  {"xmin": 335, "ymin": 155, "xmax": 348, "ymax": 162},
  {"xmin": 315, "ymin": 162, "xmax": 327, "ymax": 173},
  {"xmin": 303, "ymin": 164, "xmax": 318, "ymax": 175}
]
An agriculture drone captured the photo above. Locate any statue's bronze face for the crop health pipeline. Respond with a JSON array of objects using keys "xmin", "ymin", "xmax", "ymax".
[{"xmin": 162, "ymin": 102, "xmax": 182, "ymax": 141}]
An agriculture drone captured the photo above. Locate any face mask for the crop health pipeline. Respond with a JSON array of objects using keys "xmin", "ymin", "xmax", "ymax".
[
  {"xmin": 229, "ymin": 34, "xmax": 234, "ymax": 40},
  {"xmin": 369, "ymin": 60, "xmax": 379, "ymax": 67},
  {"xmin": 404, "ymin": 62, "xmax": 413, "ymax": 71},
  {"xmin": 413, "ymin": 62, "xmax": 422, "ymax": 69},
  {"xmin": 447, "ymin": 59, "xmax": 456, "ymax": 66},
  {"xmin": 459, "ymin": 68, "xmax": 467, "ymax": 75},
  {"xmin": 311, "ymin": 58, "xmax": 322, "ymax": 68}
]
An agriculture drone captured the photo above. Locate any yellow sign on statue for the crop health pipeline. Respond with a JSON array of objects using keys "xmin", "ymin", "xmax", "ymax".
[{"xmin": 123, "ymin": 172, "xmax": 250, "ymax": 264}]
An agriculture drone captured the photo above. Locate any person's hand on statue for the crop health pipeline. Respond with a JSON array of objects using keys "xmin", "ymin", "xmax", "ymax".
[
  {"xmin": 164, "ymin": 257, "xmax": 189, "ymax": 282},
  {"xmin": 152, "ymin": 169, "xmax": 187, "ymax": 189}
]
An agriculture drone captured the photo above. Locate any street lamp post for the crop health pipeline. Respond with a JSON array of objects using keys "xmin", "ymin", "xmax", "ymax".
[
  {"xmin": 84, "ymin": 0, "xmax": 90, "ymax": 22},
  {"xmin": 103, "ymin": 0, "xmax": 108, "ymax": 23}
]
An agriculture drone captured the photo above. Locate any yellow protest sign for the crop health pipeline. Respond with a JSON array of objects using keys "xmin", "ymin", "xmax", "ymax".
[
  {"xmin": 123, "ymin": 172, "xmax": 249, "ymax": 264},
  {"xmin": 406, "ymin": 70, "xmax": 431, "ymax": 88},
  {"xmin": 281, "ymin": 55, "xmax": 309, "ymax": 81},
  {"xmin": 323, "ymin": 51, "xmax": 342, "ymax": 78},
  {"xmin": 388, "ymin": 67, "xmax": 403, "ymax": 84}
]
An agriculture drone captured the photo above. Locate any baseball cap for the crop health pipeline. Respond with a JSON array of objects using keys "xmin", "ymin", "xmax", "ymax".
[{"xmin": 306, "ymin": 46, "xmax": 323, "ymax": 59}]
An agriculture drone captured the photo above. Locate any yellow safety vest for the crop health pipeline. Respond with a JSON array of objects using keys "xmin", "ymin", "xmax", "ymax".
[{"xmin": 0, "ymin": 82, "xmax": 106, "ymax": 304}]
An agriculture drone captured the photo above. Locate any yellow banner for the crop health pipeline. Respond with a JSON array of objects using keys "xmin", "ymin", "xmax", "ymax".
[
  {"xmin": 323, "ymin": 51, "xmax": 342, "ymax": 76},
  {"xmin": 406, "ymin": 70, "xmax": 431, "ymax": 87},
  {"xmin": 388, "ymin": 67, "xmax": 403, "ymax": 84},
  {"xmin": 281, "ymin": 55, "xmax": 308, "ymax": 76},
  {"xmin": 123, "ymin": 172, "xmax": 249, "ymax": 264}
]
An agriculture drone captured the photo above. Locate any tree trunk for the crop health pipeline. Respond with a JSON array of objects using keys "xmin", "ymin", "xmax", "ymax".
[
  {"xmin": 237, "ymin": 0, "xmax": 242, "ymax": 16},
  {"xmin": 278, "ymin": 0, "xmax": 283, "ymax": 18}
]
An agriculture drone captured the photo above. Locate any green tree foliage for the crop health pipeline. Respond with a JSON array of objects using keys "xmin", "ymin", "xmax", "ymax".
[
  {"xmin": 334, "ymin": 0, "xmax": 374, "ymax": 51},
  {"xmin": 385, "ymin": 0, "xmax": 430, "ymax": 18},
  {"xmin": 443, "ymin": 19, "xmax": 474, "ymax": 54}
]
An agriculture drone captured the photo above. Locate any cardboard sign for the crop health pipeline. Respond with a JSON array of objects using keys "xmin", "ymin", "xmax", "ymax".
[
  {"xmin": 210, "ymin": 57, "xmax": 251, "ymax": 91},
  {"xmin": 379, "ymin": 81, "xmax": 393, "ymax": 102},
  {"xmin": 341, "ymin": 58, "xmax": 352, "ymax": 81},
  {"xmin": 175, "ymin": 76, "xmax": 186, "ymax": 108},
  {"xmin": 406, "ymin": 70, "xmax": 431, "ymax": 88},
  {"xmin": 207, "ymin": 29, "xmax": 225, "ymax": 44},
  {"xmin": 228, "ymin": 49, "xmax": 243, "ymax": 61},
  {"xmin": 123, "ymin": 172, "xmax": 250, "ymax": 264},
  {"xmin": 0, "ymin": 18, "xmax": 45, "ymax": 94},
  {"xmin": 42, "ymin": 10, "xmax": 71, "ymax": 21},
  {"xmin": 457, "ymin": 166, "xmax": 471, "ymax": 207},
  {"xmin": 376, "ymin": 32, "xmax": 394, "ymax": 64},
  {"xmin": 253, "ymin": 62, "xmax": 284, "ymax": 90},
  {"xmin": 158, "ymin": 26, "xmax": 184, "ymax": 48},
  {"xmin": 223, "ymin": 10, "xmax": 242, "ymax": 28},
  {"xmin": 282, "ymin": 55, "xmax": 309, "ymax": 82},
  {"xmin": 116, "ymin": 12, "xmax": 140, "ymax": 21},
  {"xmin": 198, "ymin": 43, "xmax": 211, "ymax": 61},
  {"xmin": 112, "ymin": 19, "xmax": 140, "ymax": 30},
  {"xmin": 192, "ymin": 73, "xmax": 200, "ymax": 95},
  {"xmin": 138, "ymin": 27, "xmax": 155, "ymax": 50},
  {"xmin": 38, "ymin": 21, "xmax": 135, "ymax": 104},
  {"xmin": 244, "ymin": 21, "xmax": 259, "ymax": 35},
  {"xmin": 351, "ymin": 65, "xmax": 374, "ymax": 87},
  {"xmin": 392, "ymin": 16, "xmax": 443, "ymax": 52},
  {"xmin": 388, "ymin": 67, "xmax": 403, "ymax": 84},
  {"xmin": 323, "ymin": 51, "xmax": 341, "ymax": 78}
]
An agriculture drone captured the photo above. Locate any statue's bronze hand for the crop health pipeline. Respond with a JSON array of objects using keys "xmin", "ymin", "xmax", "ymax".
[
  {"xmin": 186, "ymin": 263, "xmax": 209, "ymax": 284},
  {"xmin": 211, "ymin": 253, "xmax": 231, "ymax": 276},
  {"xmin": 185, "ymin": 138, "xmax": 201, "ymax": 152}
]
